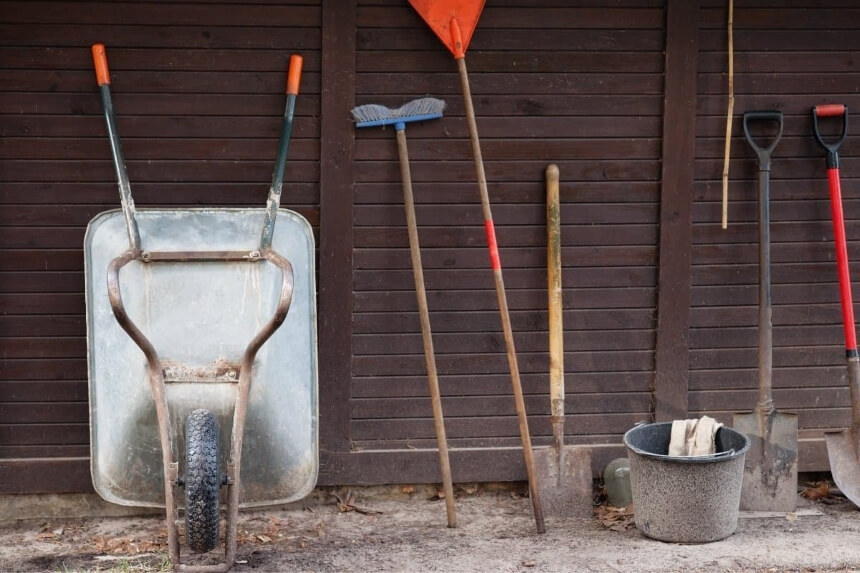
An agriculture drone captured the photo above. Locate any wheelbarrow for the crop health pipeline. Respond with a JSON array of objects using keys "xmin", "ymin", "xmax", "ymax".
[{"xmin": 85, "ymin": 45, "xmax": 318, "ymax": 572}]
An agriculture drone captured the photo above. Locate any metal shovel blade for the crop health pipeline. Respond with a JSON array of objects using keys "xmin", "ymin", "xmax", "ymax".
[
  {"xmin": 533, "ymin": 446, "xmax": 592, "ymax": 517},
  {"xmin": 825, "ymin": 430, "xmax": 860, "ymax": 508},
  {"xmin": 734, "ymin": 411, "xmax": 798, "ymax": 512}
]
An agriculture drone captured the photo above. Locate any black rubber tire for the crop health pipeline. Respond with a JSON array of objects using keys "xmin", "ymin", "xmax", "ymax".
[{"xmin": 184, "ymin": 408, "xmax": 221, "ymax": 553}]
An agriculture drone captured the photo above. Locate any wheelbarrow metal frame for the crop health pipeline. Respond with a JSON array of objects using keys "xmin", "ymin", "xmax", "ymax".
[{"xmin": 108, "ymin": 247, "xmax": 294, "ymax": 572}]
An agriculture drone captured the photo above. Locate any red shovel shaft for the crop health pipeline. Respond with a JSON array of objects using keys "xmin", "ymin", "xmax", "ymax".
[{"xmin": 828, "ymin": 167, "xmax": 859, "ymax": 353}]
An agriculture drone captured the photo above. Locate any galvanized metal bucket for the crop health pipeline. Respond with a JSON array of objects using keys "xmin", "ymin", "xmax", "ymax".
[{"xmin": 624, "ymin": 422, "xmax": 750, "ymax": 543}]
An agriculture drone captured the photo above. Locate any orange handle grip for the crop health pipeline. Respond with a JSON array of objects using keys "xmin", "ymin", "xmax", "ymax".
[
  {"xmin": 92, "ymin": 44, "xmax": 110, "ymax": 86},
  {"xmin": 815, "ymin": 104, "xmax": 846, "ymax": 118},
  {"xmin": 286, "ymin": 54, "xmax": 303, "ymax": 95},
  {"xmin": 449, "ymin": 18, "xmax": 465, "ymax": 59}
]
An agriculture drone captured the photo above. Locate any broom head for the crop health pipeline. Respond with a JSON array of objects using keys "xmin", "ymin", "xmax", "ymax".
[{"xmin": 351, "ymin": 97, "xmax": 446, "ymax": 128}]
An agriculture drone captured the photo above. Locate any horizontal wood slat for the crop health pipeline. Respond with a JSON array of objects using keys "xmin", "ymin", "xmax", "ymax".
[
  {"xmin": 0, "ymin": 458, "xmax": 93, "ymax": 494},
  {"xmin": 352, "ymin": 371, "xmax": 654, "ymax": 399}
]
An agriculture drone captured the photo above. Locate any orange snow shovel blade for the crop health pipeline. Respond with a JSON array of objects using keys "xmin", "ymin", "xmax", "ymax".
[{"xmin": 408, "ymin": 0, "xmax": 485, "ymax": 58}]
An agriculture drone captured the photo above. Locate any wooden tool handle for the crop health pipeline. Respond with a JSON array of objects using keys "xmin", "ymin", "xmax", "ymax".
[
  {"xmin": 457, "ymin": 56, "xmax": 545, "ymax": 534},
  {"xmin": 546, "ymin": 164, "xmax": 564, "ymax": 417}
]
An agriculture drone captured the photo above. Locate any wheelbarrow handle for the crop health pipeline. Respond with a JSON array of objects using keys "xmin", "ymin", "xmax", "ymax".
[
  {"xmin": 743, "ymin": 111, "xmax": 784, "ymax": 170},
  {"xmin": 91, "ymin": 43, "xmax": 142, "ymax": 252},
  {"xmin": 812, "ymin": 104, "xmax": 848, "ymax": 169},
  {"xmin": 260, "ymin": 54, "xmax": 303, "ymax": 251},
  {"xmin": 92, "ymin": 44, "xmax": 110, "ymax": 86},
  {"xmin": 286, "ymin": 54, "xmax": 303, "ymax": 95}
]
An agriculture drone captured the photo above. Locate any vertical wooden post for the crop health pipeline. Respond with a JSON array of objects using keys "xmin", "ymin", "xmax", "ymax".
[
  {"xmin": 318, "ymin": 0, "xmax": 356, "ymax": 456},
  {"xmin": 654, "ymin": 0, "xmax": 700, "ymax": 422}
]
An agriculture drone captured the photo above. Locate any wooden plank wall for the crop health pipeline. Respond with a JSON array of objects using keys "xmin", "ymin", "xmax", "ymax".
[
  {"xmin": 3, "ymin": 0, "xmax": 857, "ymax": 494},
  {"xmin": 691, "ymin": 1, "xmax": 860, "ymax": 465},
  {"xmin": 350, "ymin": 1, "xmax": 665, "ymax": 457},
  {"xmin": 0, "ymin": 0, "xmax": 322, "ymax": 492}
]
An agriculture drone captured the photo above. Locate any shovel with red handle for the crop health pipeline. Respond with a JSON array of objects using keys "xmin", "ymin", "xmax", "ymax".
[{"xmin": 812, "ymin": 104, "xmax": 860, "ymax": 509}]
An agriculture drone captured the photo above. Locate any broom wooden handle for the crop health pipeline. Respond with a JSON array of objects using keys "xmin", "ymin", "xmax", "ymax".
[
  {"xmin": 456, "ymin": 56, "xmax": 545, "ymax": 534},
  {"xmin": 396, "ymin": 128, "xmax": 457, "ymax": 528}
]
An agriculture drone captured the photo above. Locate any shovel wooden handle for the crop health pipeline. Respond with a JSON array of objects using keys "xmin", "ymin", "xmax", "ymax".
[{"xmin": 546, "ymin": 165, "xmax": 564, "ymax": 420}]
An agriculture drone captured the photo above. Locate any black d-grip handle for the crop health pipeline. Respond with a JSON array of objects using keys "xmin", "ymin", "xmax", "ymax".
[
  {"xmin": 812, "ymin": 104, "xmax": 848, "ymax": 169},
  {"xmin": 743, "ymin": 111, "xmax": 784, "ymax": 170}
]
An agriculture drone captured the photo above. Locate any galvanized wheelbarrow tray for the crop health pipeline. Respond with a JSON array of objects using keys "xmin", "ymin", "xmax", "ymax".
[{"xmin": 86, "ymin": 45, "xmax": 316, "ymax": 572}]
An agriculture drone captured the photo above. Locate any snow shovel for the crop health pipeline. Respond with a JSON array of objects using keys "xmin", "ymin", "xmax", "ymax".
[
  {"xmin": 533, "ymin": 165, "xmax": 592, "ymax": 517},
  {"xmin": 409, "ymin": 0, "xmax": 545, "ymax": 533},
  {"xmin": 735, "ymin": 111, "xmax": 798, "ymax": 512},
  {"xmin": 812, "ymin": 104, "xmax": 860, "ymax": 508}
]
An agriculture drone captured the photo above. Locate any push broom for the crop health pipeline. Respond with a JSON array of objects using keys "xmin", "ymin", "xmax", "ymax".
[
  {"xmin": 408, "ymin": 0, "xmax": 545, "ymax": 533},
  {"xmin": 351, "ymin": 98, "xmax": 457, "ymax": 527}
]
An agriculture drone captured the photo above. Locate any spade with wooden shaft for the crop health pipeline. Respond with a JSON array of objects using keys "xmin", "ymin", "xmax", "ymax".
[
  {"xmin": 533, "ymin": 164, "xmax": 593, "ymax": 517},
  {"xmin": 734, "ymin": 111, "xmax": 798, "ymax": 513},
  {"xmin": 408, "ymin": 0, "xmax": 545, "ymax": 533},
  {"xmin": 812, "ymin": 104, "xmax": 860, "ymax": 509}
]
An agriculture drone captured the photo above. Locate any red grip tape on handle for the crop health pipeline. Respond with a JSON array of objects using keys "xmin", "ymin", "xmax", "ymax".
[
  {"xmin": 816, "ymin": 104, "xmax": 846, "ymax": 118},
  {"xmin": 484, "ymin": 220, "xmax": 501, "ymax": 271},
  {"xmin": 829, "ymin": 167, "xmax": 859, "ymax": 351}
]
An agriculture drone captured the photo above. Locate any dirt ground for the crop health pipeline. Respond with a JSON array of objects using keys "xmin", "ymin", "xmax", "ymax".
[{"xmin": 2, "ymin": 483, "xmax": 860, "ymax": 573}]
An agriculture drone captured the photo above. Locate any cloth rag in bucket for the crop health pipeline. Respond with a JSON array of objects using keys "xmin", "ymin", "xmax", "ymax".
[{"xmin": 668, "ymin": 416, "xmax": 723, "ymax": 457}]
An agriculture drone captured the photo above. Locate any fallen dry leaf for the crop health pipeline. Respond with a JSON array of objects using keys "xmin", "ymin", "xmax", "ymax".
[
  {"xmin": 92, "ymin": 535, "xmax": 166, "ymax": 555},
  {"xmin": 460, "ymin": 483, "xmax": 479, "ymax": 496},
  {"xmin": 801, "ymin": 481, "xmax": 832, "ymax": 500},
  {"xmin": 334, "ymin": 490, "xmax": 383, "ymax": 515},
  {"xmin": 400, "ymin": 485, "xmax": 415, "ymax": 494},
  {"xmin": 594, "ymin": 503, "xmax": 635, "ymax": 532}
]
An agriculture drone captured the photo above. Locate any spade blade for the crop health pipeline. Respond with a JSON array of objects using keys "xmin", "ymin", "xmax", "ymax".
[
  {"xmin": 825, "ymin": 430, "xmax": 860, "ymax": 508},
  {"xmin": 734, "ymin": 410, "xmax": 798, "ymax": 512}
]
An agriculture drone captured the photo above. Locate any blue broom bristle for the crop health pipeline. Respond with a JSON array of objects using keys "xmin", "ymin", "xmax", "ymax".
[{"xmin": 351, "ymin": 97, "xmax": 446, "ymax": 128}]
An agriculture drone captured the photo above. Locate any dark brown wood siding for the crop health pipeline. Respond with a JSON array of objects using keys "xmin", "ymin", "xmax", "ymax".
[
  {"xmin": 351, "ymin": 1, "xmax": 664, "ymax": 452},
  {"xmin": 691, "ymin": 2, "xmax": 860, "ymax": 449},
  {"xmin": 2, "ymin": 0, "xmax": 857, "ymax": 494},
  {"xmin": 0, "ymin": 0, "xmax": 322, "ymax": 492}
]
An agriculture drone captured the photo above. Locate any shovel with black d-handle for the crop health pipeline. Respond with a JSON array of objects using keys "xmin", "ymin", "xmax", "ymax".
[
  {"xmin": 734, "ymin": 111, "xmax": 799, "ymax": 512},
  {"xmin": 812, "ymin": 104, "xmax": 860, "ymax": 509}
]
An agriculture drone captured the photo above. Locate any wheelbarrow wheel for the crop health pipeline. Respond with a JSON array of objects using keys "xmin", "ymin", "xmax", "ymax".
[{"xmin": 184, "ymin": 409, "xmax": 221, "ymax": 553}]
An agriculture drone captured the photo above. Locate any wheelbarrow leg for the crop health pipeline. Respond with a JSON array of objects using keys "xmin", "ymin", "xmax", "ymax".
[
  {"xmin": 107, "ymin": 251, "xmax": 182, "ymax": 564},
  {"xmin": 224, "ymin": 249, "xmax": 295, "ymax": 566}
]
